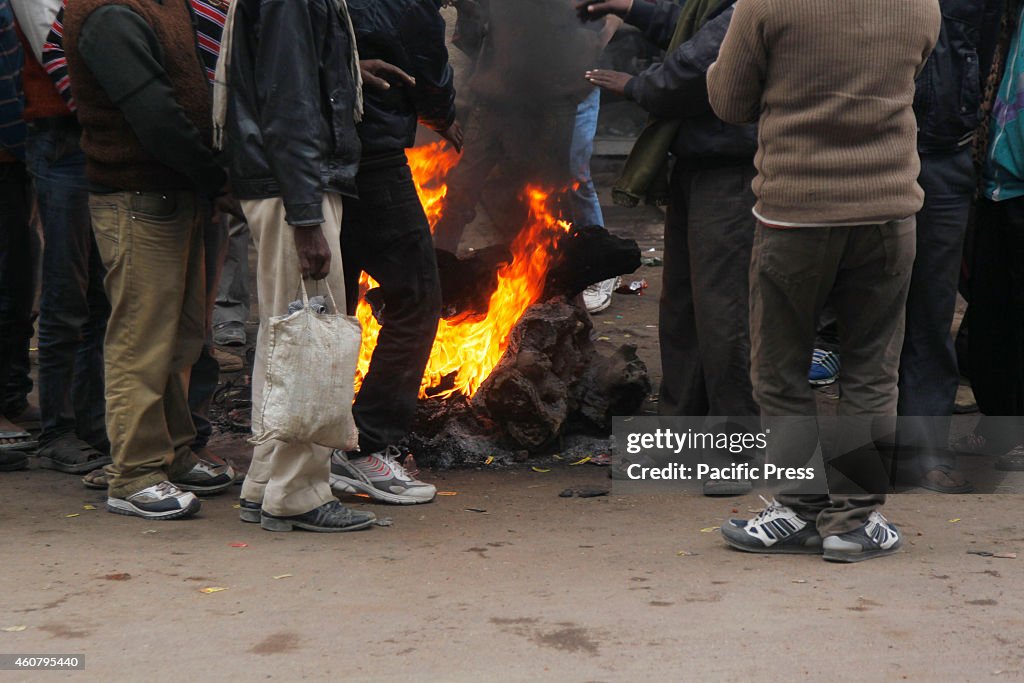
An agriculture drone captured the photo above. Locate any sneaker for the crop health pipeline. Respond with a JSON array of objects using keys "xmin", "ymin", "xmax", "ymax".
[
  {"xmin": 721, "ymin": 496, "xmax": 823, "ymax": 554},
  {"xmin": 330, "ymin": 446, "xmax": 436, "ymax": 504},
  {"xmin": 239, "ymin": 498, "xmax": 262, "ymax": 523},
  {"xmin": 213, "ymin": 321, "xmax": 246, "ymax": 346},
  {"xmin": 822, "ymin": 511, "xmax": 902, "ymax": 563},
  {"xmin": 0, "ymin": 449, "xmax": 28, "ymax": 472},
  {"xmin": 583, "ymin": 277, "xmax": 618, "ymax": 314},
  {"xmin": 174, "ymin": 458, "xmax": 236, "ymax": 495},
  {"xmin": 260, "ymin": 500, "xmax": 376, "ymax": 532},
  {"xmin": 808, "ymin": 348, "xmax": 840, "ymax": 385},
  {"xmin": 107, "ymin": 481, "xmax": 200, "ymax": 520}
]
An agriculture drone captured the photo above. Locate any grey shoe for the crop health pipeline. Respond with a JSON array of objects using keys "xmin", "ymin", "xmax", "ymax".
[
  {"xmin": 0, "ymin": 449, "xmax": 28, "ymax": 472},
  {"xmin": 239, "ymin": 498, "xmax": 261, "ymax": 523},
  {"xmin": 260, "ymin": 500, "xmax": 376, "ymax": 532},
  {"xmin": 822, "ymin": 511, "xmax": 902, "ymax": 563},
  {"xmin": 721, "ymin": 497, "xmax": 823, "ymax": 555},
  {"xmin": 213, "ymin": 321, "xmax": 246, "ymax": 346},
  {"xmin": 330, "ymin": 446, "xmax": 436, "ymax": 504},
  {"xmin": 174, "ymin": 459, "xmax": 236, "ymax": 495},
  {"xmin": 107, "ymin": 481, "xmax": 200, "ymax": 520}
]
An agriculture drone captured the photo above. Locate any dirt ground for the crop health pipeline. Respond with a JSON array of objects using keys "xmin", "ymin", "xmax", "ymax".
[{"xmin": 3, "ymin": 176, "xmax": 1023, "ymax": 682}]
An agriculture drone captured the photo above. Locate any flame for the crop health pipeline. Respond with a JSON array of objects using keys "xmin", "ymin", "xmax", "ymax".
[{"xmin": 354, "ymin": 142, "xmax": 571, "ymax": 399}]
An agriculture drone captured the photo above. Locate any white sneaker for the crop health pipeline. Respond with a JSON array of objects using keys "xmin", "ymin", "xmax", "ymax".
[
  {"xmin": 583, "ymin": 276, "xmax": 618, "ymax": 314},
  {"xmin": 720, "ymin": 496, "xmax": 823, "ymax": 554},
  {"xmin": 822, "ymin": 511, "xmax": 902, "ymax": 563},
  {"xmin": 107, "ymin": 481, "xmax": 200, "ymax": 520},
  {"xmin": 330, "ymin": 446, "xmax": 436, "ymax": 504}
]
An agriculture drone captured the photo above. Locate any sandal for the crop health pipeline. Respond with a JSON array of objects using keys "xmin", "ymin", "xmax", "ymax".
[
  {"xmin": 917, "ymin": 466, "xmax": 974, "ymax": 494},
  {"xmin": 82, "ymin": 468, "xmax": 109, "ymax": 489},
  {"xmin": 37, "ymin": 435, "xmax": 111, "ymax": 474},
  {"xmin": 996, "ymin": 445, "xmax": 1024, "ymax": 472},
  {"xmin": 0, "ymin": 428, "xmax": 37, "ymax": 452}
]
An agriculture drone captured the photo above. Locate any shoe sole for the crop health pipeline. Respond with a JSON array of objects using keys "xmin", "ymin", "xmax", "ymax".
[
  {"xmin": 809, "ymin": 377, "xmax": 838, "ymax": 386},
  {"xmin": 176, "ymin": 479, "xmax": 236, "ymax": 496},
  {"xmin": 106, "ymin": 496, "xmax": 201, "ymax": 520},
  {"xmin": 329, "ymin": 473, "xmax": 435, "ymax": 505},
  {"xmin": 0, "ymin": 460, "xmax": 28, "ymax": 472},
  {"xmin": 259, "ymin": 513, "xmax": 376, "ymax": 532},
  {"xmin": 722, "ymin": 534, "xmax": 823, "ymax": 555},
  {"xmin": 37, "ymin": 454, "xmax": 111, "ymax": 475},
  {"xmin": 239, "ymin": 507, "xmax": 261, "ymax": 523},
  {"xmin": 823, "ymin": 545, "xmax": 901, "ymax": 563}
]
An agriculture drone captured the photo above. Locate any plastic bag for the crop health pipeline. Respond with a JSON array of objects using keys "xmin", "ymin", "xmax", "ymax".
[{"xmin": 250, "ymin": 279, "xmax": 361, "ymax": 450}]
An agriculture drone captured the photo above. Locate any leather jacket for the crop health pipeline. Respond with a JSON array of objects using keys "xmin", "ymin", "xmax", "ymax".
[{"xmin": 225, "ymin": 0, "xmax": 361, "ymax": 226}]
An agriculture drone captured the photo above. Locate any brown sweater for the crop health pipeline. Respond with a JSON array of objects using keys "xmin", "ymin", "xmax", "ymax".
[{"xmin": 707, "ymin": 0, "xmax": 941, "ymax": 226}]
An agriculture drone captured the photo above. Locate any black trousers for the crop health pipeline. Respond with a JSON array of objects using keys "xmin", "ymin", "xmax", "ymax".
[
  {"xmin": 658, "ymin": 162, "xmax": 758, "ymax": 418},
  {"xmin": 342, "ymin": 161, "xmax": 442, "ymax": 453},
  {"xmin": 0, "ymin": 162, "xmax": 34, "ymax": 418}
]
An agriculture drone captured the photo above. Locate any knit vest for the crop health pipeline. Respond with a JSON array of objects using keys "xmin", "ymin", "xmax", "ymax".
[{"xmin": 63, "ymin": 0, "xmax": 211, "ymax": 190}]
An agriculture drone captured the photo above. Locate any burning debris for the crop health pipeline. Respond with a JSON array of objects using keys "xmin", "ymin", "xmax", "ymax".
[{"xmin": 350, "ymin": 141, "xmax": 649, "ymax": 465}]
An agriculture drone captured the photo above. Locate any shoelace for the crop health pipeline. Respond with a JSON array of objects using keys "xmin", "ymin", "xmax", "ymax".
[
  {"xmin": 153, "ymin": 480, "xmax": 179, "ymax": 496},
  {"xmin": 748, "ymin": 495, "xmax": 782, "ymax": 526},
  {"xmin": 378, "ymin": 446, "xmax": 411, "ymax": 480}
]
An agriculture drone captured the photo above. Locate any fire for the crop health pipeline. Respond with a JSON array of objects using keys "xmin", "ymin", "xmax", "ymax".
[{"xmin": 354, "ymin": 142, "xmax": 571, "ymax": 399}]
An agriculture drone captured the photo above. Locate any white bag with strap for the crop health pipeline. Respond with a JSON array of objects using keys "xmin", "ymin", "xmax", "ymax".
[{"xmin": 250, "ymin": 279, "xmax": 361, "ymax": 450}]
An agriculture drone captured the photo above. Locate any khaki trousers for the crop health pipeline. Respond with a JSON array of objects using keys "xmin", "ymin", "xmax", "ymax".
[
  {"xmin": 749, "ymin": 218, "xmax": 916, "ymax": 536},
  {"xmin": 240, "ymin": 194, "xmax": 346, "ymax": 517},
  {"xmin": 89, "ymin": 191, "xmax": 205, "ymax": 498}
]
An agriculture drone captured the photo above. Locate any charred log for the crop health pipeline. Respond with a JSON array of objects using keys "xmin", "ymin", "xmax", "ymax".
[{"xmin": 544, "ymin": 225, "xmax": 641, "ymax": 299}]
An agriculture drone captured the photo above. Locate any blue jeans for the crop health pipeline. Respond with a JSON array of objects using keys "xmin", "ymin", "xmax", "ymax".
[
  {"xmin": 568, "ymin": 89, "xmax": 604, "ymax": 228},
  {"xmin": 0, "ymin": 162, "xmax": 34, "ymax": 417},
  {"xmin": 25, "ymin": 123, "xmax": 110, "ymax": 449}
]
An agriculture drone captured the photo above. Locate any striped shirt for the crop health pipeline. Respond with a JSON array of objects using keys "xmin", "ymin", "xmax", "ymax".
[
  {"xmin": 41, "ymin": 0, "xmax": 225, "ymax": 111},
  {"xmin": 0, "ymin": 0, "xmax": 25, "ymax": 158}
]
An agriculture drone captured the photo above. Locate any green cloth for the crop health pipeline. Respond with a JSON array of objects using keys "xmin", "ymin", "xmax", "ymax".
[{"xmin": 612, "ymin": 0, "xmax": 725, "ymax": 207}]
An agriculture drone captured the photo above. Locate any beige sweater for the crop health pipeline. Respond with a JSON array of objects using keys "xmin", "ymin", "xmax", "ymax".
[{"xmin": 707, "ymin": 0, "xmax": 941, "ymax": 226}]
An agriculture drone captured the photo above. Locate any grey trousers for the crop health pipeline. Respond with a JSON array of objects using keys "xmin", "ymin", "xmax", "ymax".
[
  {"xmin": 750, "ymin": 218, "xmax": 916, "ymax": 536},
  {"xmin": 658, "ymin": 163, "xmax": 759, "ymax": 418}
]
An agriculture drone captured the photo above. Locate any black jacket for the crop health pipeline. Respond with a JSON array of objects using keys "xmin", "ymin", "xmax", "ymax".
[
  {"xmin": 623, "ymin": 0, "xmax": 757, "ymax": 167},
  {"xmin": 914, "ymin": 0, "xmax": 1003, "ymax": 153},
  {"xmin": 348, "ymin": 0, "xmax": 456, "ymax": 160},
  {"xmin": 225, "ymin": 0, "xmax": 361, "ymax": 226}
]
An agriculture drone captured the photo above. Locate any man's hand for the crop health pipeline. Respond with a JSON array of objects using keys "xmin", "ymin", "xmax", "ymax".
[
  {"xmin": 439, "ymin": 120, "xmax": 464, "ymax": 152},
  {"xmin": 294, "ymin": 226, "xmax": 332, "ymax": 280},
  {"xmin": 360, "ymin": 59, "xmax": 416, "ymax": 91},
  {"xmin": 573, "ymin": 0, "xmax": 632, "ymax": 20},
  {"xmin": 214, "ymin": 191, "xmax": 245, "ymax": 222},
  {"xmin": 585, "ymin": 69, "xmax": 632, "ymax": 97}
]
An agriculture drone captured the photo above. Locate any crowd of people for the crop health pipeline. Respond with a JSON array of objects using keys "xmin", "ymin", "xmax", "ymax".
[{"xmin": 0, "ymin": 0, "xmax": 1021, "ymax": 564}]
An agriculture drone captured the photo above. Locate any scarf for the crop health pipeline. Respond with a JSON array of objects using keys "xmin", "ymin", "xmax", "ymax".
[
  {"xmin": 212, "ymin": 0, "xmax": 363, "ymax": 151},
  {"xmin": 611, "ymin": 0, "xmax": 727, "ymax": 207}
]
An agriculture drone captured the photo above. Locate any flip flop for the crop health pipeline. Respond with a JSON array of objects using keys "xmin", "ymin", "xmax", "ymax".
[
  {"xmin": 0, "ymin": 429, "xmax": 37, "ymax": 452},
  {"xmin": 917, "ymin": 467, "xmax": 974, "ymax": 494},
  {"xmin": 82, "ymin": 468, "xmax": 109, "ymax": 489},
  {"xmin": 37, "ymin": 435, "xmax": 111, "ymax": 474}
]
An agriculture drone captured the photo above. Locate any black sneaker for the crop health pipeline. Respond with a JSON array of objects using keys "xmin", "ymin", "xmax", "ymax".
[
  {"xmin": 107, "ymin": 481, "xmax": 200, "ymax": 520},
  {"xmin": 721, "ymin": 497, "xmax": 823, "ymax": 554},
  {"xmin": 174, "ymin": 459, "xmax": 235, "ymax": 495},
  {"xmin": 239, "ymin": 498, "xmax": 261, "ymax": 523},
  {"xmin": 260, "ymin": 500, "xmax": 376, "ymax": 532},
  {"xmin": 822, "ymin": 511, "xmax": 902, "ymax": 563},
  {"xmin": 0, "ymin": 449, "xmax": 28, "ymax": 472}
]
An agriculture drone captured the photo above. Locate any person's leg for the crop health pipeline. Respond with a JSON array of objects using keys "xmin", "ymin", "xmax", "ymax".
[
  {"xmin": 91, "ymin": 191, "xmax": 201, "ymax": 501},
  {"xmin": 188, "ymin": 214, "xmax": 229, "ymax": 455},
  {"xmin": 657, "ymin": 167, "xmax": 708, "ymax": 416},
  {"xmin": 896, "ymin": 149, "xmax": 974, "ymax": 487},
  {"xmin": 568, "ymin": 89, "xmax": 604, "ymax": 228},
  {"xmin": 343, "ymin": 164, "xmax": 441, "ymax": 454},
  {"xmin": 240, "ymin": 195, "xmax": 343, "ymax": 517},
  {"xmin": 818, "ymin": 218, "xmax": 915, "ymax": 547},
  {"xmin": 26, "ymin": 126, "xmax": 110, "ymax": 463},
  {"xmin": 0, "ymin": 162, "xmax": 34, "ymax": 448},
  {"xmin": 212, "ymin": 214, "xmax": 250, "ymax": 345},
  {"xmin": 687, "ymin": 164, "xmax": 758, "ymax": 418}
]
